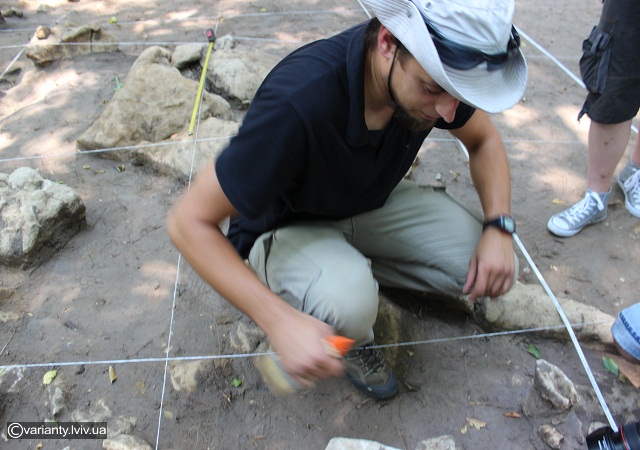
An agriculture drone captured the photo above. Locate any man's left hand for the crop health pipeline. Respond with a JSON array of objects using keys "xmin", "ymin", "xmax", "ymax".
[{"xmin": 463, "ymin": 227, "xmax": 515, "ymax": 302}]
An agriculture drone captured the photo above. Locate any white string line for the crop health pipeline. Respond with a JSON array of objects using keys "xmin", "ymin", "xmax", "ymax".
[
  {"xmin": 0, "ymin": 46, "xmax": 25, "ymax": 80},
  {"xmin": 0, "ymin": 137, "xmax": 234, "ymax": 164},
  {"xmin": 518, "ymin": 26, "xmax": 638, "ymax": 136},
  {"xmin": 0, "ymin": 37, "xmax": 306, "ymax": 52},
  {"xmin": 455, "ymin": 142, "xmax": 619, "ymax": 429},
  {"xmin": 0, "ymin": 7, "xmax": 359, "ymax": 86},
  {"xmin": 0, "ymin": 46, "xmax": 27, "ymax": 87},
  {"xmin": 456, "ymin": 138, "xmax": 618, "ymax": 429},
  {"xmin": 0, "ymin": 3, "xmax": 626, "ymax": 434},
  {"xmin": 516, "ymin": 27, "xmax": 585, "ymax": 88},
  {"xmin": 0, "ymin": 136, "xmax": 591, "ymax": 166},
  {"xmin": 455, "ymin": 25, "xmax": 621, "ymax": 427},
  {"xmin": 357, "ymin": 0, "xmax": 372, "ymax": 20},
  {"xmin": 0, "ymin": 8, "xmax": 363, "ymax": 34},
  {"xmin": 154, "ymin": 7, "xmax": 224, "ymax": 450},
  {"xmin": 514, "ymin": 233, "xmax": 618, "ymax": 431},
  {"xmin": 0, "ymin": 39, "xmax": 305, "ymax": 50},
  {"xmin": 154, "ymin": 253, "xmax": 182, "ymax": 450},
  {"xmin": 0, "ymin": 320, "xmax": 609, "ymax": 372}
]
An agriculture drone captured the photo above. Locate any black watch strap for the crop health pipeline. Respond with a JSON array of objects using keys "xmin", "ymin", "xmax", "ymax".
[{"xmin": 482, "ymin": 215, "xmax": 516, "ymax": 234}]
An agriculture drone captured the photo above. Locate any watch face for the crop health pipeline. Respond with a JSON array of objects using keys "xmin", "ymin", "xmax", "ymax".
[{"xmin": 503, "ymin": 216, "xmax": 516, "ymax": 233}]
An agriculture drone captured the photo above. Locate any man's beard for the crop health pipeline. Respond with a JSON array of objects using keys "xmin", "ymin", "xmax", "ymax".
[
  {"xmin": 386, "ymin": 51, "xmax": 436, "ymax": 133},
  {"xmin": 390, "ymin": 86, "xmax": 436, "ymax": 133}
]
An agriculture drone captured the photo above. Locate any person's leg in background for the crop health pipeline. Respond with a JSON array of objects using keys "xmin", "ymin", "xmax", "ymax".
[
  {"xmin": 587, "ymin": 120, "xmax": 632, "ymax": 194},
  {"xmin": 547, "ymin": 0, "xmax": 640, "ymax": 237},
  {"xmin": 617, "ymin": 132, "xmax": 640, "ymax": 218}
]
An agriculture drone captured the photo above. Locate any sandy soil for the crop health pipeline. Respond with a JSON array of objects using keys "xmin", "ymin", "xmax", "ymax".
[{"xmin": 0, "ymin": 0, "xmax": 639, "ymax": 449}]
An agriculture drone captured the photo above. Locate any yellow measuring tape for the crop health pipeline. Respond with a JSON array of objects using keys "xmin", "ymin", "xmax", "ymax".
[{"xmin": 188, "ymin": 29, "xmax": 216, "ymax": 135}]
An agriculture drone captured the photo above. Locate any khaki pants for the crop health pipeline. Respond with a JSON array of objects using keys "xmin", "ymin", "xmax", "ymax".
[{"xmin": 248, "ymin": 180, "xmax": 518, "ymax": 345}]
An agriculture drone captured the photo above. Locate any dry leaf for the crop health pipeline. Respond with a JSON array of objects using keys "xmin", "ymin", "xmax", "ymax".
[
  {"xmin": 460, "ymin": 425, "xmax": 468, "ymax": 434},
  {"xmin": 466, "ymin": 417, "xmax": 487, "ymax": 430},
  {"xmin": 604, "ymin": 353, "xmax": 640, "ymax": 388},
  {"xmin": 504, "ymin": 411, "xmax": 522, "ymax": 418},
  {"xmin": 43, "ymin": 369, "xmax": 57, "ymax": 385},
  {"xmin": 109, "ymin": 365, "xmax": 117, "ymax": 383},
  {"xmin": 552, "ymin": 198, "xmax": 564, "ymax": 205}
]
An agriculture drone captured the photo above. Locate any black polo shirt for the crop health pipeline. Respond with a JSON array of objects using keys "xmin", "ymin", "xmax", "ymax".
[{"xmin": 216, "ymin": 21, "xmax": 474, "ymax": 258}]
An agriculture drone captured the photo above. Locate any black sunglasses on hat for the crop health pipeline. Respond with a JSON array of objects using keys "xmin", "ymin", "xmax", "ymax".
[{"xmin": 422, "ymin": 16, "xmax": 521, "ymax": 72}]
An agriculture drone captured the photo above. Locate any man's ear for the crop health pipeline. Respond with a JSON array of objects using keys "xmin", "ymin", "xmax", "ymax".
[{"xmin": 377, "ymin": 25, "xmax": 397, "ymax": 60}]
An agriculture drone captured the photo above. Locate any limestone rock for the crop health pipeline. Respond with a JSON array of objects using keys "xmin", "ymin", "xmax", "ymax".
[
  {"xmin": 325, "ymin": 437, "xmax": 401, "ymax": 450},
  {"xmin": 130, "ymin": 116, "xmax": 238, "ymax": 181},
  {"xmin": 35, "ymin": 25, "xmax": 51, "ymax": 39},
  {"xmin": 229, "ymin": 320, "xmax": 266, "ymax": 353},
  {"xmin": 523, "ymin": 359, "xmax": 578, "ymax": 418},
  {"xmin": 48, "ymin": 384, "xmax": 69, "ymax": 417},
  {"xmin": 171, "ymin": 43, "xmax": 205, "ymax": 69},
  {"xmin": 416, "ymin": 435, "xmax": 465, "ymax": 450},
  {"xmin": 169, "ymin": 360, "xmax": 213, "ymax": 394},
  {"xmin": 106, "ymin": 416, "xmax": 137, "ymax": 439},
  {"xmin": 207, "ymin": 40, "xmax": 280, "ymax": 103},
  {"xmin": 539, "ymin": 424, "xmax": 564, "ymax": 449},
  {"xmin": 77, "ymin": 46, "xmax": 232, "ymax": 155},
  {"xmin": 0, "ymin": 167, "xmax": 86, "ymax": 269},
  {"xmin": 0, "ymin": 310, "xmax": 21, "ymax": 322},
  {"xmin": 0, "ymin": 367, "xmax": 26, "ymax": 394},
  {"xmin": 26, "ymin": 11, "xmax": 118, "ymax": 67},
  {"xmin": 0, "ymin": 7, "xmax": 24, "ymax": 18},
  {"xmin": 72, "ymin": 398, "xmax": 112, "ymax": 423},
  {"xmin": 535, "ymin": 359, "xmax": 578, "ymax": 410},
  {"xmin": 475, "ymin": 281, "xmax": 615, "ymax": 344},
  {"xmin": 102, "ymin": 434, "xmax": 152, "ymax": 450}
]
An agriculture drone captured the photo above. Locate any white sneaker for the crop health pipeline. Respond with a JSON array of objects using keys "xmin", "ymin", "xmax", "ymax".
[
  {"xmin": 547, "ymin": 190, "xmax": 609, "ymax": 237},
  {"xmin": 618, "ymin": 162, "xmax": 640, "ymax": 219}
]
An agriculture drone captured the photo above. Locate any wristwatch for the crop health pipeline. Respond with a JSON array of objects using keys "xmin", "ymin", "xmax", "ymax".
[{"xmin": 482, "ymin": 214, "xmax": 516, "ymax": 235}]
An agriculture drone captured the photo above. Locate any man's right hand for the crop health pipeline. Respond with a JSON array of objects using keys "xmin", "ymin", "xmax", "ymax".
[
  {"xmin": 167, "ymin": 163, "xmax": 344, "ymax": 387},
  {"xmin": 267, "ymin": 308, "xmax": 345, "ymax": 387}
]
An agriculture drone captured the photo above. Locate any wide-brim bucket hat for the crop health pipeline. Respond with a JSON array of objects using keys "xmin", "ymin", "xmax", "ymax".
[
  {"xmin": 612, "ymin": 303, "xmax": 640, "ymax": 362},
  {"xmin": 362, "ymin": 0, "xmax": 528, "ymax": 113}
]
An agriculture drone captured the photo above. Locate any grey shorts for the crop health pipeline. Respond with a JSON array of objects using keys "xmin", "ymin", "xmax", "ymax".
[{"xmin": 578, "ymin": 0, "xmax": 640, "ymax": 124}]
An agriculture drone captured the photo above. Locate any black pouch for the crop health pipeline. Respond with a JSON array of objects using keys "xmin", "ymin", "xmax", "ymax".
[{"xmin": 579, "ymin": 26, "xmax": 612, "ymax": 94}]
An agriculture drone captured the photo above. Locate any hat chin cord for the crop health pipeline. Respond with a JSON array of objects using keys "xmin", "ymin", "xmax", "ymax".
[{"xmin": 387, "ymin": 47, "xmax": 399, "ymax": 107}]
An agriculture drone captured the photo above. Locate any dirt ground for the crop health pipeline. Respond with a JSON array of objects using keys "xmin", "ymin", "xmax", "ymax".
[{"xmin": 0, "ymin": 0, "xmax": 639, "ymax": 449}]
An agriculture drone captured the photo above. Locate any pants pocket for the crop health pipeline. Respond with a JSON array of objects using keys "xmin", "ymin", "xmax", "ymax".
[{"xmin": 579, "ymin": 26, "xmax": 612, "ymax": 95}]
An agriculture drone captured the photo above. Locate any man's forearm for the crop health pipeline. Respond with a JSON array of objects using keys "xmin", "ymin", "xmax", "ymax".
[{"xmin": 468, "ymin": 136, "xmax": 512, "ymax": 219}]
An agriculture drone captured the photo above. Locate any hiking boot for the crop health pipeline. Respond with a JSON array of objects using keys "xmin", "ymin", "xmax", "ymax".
[
  {"xmin": 618, "ymin": 161, "xmax": 640, "ymax": 219},
  {"xmin": 344, "ymin": 342, "xmax": 398, "ymax": 399},
  {"xmin": 547, "ymin": 190, "xmax": 609, "ymax": 237}
]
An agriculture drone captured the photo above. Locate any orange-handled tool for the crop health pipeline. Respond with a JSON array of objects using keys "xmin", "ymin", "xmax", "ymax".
[{"xmin": 323, "ymin": 335, "xmax": 355, "ymax": 358}]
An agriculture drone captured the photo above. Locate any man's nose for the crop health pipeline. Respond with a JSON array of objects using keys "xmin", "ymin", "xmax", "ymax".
[{"xmin": 435, "ymin": 93, "xmax": 460, "ymax": 123}]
